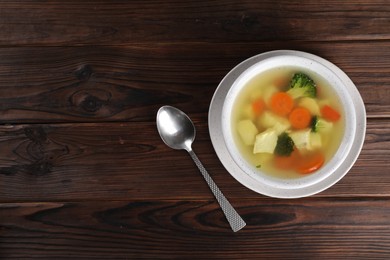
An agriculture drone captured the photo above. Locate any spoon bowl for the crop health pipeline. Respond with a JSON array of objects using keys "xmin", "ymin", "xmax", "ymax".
[
  {"xmin": 156, "ymin": 106, "xmax": 195, "ymax": 151},
  {"xmin": 156, "ymin": 105, "xmax": 246, "ymax": 232}
]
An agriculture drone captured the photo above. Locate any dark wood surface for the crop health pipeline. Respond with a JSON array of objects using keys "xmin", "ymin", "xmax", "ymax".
[{"xmin": 1, "ymin": 1, "xmax": 389, "ymax": 258}]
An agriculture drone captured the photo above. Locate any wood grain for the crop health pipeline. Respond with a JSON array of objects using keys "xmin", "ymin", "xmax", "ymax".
[
  {"xmin": 1, "ymin": 0, "xmax": 390, "ymax": 46},
  {"xmin": 1, "ymin": 0, "xmax": 390, "ymax": 258},
  {"xmin": 0, "ymin": 42, "xmax": 389, "ymax": 123},
  {"xmin": 0, "ymin": 118, "xmax": 387, "ymax": 202},
  {"xmin": 1, "ymin": 199, "xmax": 390, "ymax": 259}
]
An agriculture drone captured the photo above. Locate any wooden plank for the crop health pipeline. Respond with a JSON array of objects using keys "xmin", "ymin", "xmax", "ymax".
[
  {"xmin": 0, "ymin": 0, "xmax": 390, "ymax": 46},
  {"xmin": 0, "ymin": 118, "xmax": 388, "ymax": 202},
  {"xmin": 1, "ymin": 199, "xmax": 390, "ymax": 258},
  {"xmin": 0, "ymin": 42, "xmax": 389, "ymax": 123}
]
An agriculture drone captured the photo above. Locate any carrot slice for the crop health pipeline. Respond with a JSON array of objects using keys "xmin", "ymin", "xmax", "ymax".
[
  {"xmin": 252, "ymin": 98, "xmax": 265, "ymax": 116},
  {"xmin": 296, "ymin": 152, "xmax": 325, "ymax": 174},
  {"xmin": 274, "ymin": 149, "xmax": 301, "ymax": 170},
  {"xmin": 270, "ymin": 92, "xmax": 294, "ymax": 116},
  {"xmin": 321, "ymin": 105, "xmax": 341, "ymax": 122},
  {"xmin": 274, "ymin": 77, "xmax": 289, "ymax": 89},
  {"xmin": 289, "ymin": 107, "xmax": 311, "ymax": 129}
]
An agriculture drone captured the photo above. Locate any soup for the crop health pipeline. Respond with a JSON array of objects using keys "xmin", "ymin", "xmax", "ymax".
[{"xmin": 232, "ymin": 67, "xmax": 345, "ymax": 179}]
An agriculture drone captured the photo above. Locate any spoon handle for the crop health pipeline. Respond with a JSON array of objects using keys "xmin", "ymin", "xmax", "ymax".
[{"xmin": 188, "ymin": 150, "xmax": 246, "ymax": 232}]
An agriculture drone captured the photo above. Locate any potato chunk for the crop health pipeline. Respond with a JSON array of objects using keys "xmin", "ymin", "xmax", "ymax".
[
  {"xmin": 298, "ymin": 97, "xmax": 320, "ymax": 115},
  {"xmin": 253, "ymin": 129, "xmax": 278, "ymax": 154},
  {"xmin": 237, "ymin": 119, "xmax": 258, "ymax": 145},
  {"xmin": 290, "ymin": 129, "xmax": 323, "ymax": 151}
]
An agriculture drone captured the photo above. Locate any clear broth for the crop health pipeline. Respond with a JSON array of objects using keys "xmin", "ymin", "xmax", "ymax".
[{"xmin": 232, "ymin": 67, "xmax": 345, "ymax": 179}]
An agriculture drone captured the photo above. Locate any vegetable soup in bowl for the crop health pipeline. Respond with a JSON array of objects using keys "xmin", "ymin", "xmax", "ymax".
[{"xmin": 209, "ymin": 50, "xmax": 366, "ymax": 198}]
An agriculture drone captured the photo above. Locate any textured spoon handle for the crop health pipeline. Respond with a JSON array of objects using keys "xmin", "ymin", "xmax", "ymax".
[{"xmin": 188, "ymin": 150, "xmax": 246, "ymax": 232}]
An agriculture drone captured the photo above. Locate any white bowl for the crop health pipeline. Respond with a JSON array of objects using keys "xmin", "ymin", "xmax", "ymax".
[{"xmin": 209, "ymin": 50, "xmax": 366, "ymax": 198}]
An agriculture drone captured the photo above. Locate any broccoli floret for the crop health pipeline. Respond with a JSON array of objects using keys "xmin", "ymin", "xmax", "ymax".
[
  {"xmin": 286, "ymin": 73, "xmax": 317, "ymax": 99},
  {"xmin": 310, "ymin": 116, "xmax": 333, "ymax": 133},
  {"xmin": 274, "ymin": 132, "xmax": 295, "ymax": 157}
]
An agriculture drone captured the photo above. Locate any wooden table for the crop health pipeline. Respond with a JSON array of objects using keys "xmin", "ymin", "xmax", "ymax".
[{"xmin": 1, "ymin": 1, "xmax": 389, "ymax": 258}]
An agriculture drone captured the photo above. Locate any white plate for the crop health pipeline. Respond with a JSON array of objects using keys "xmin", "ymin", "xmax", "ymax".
[{"xmin": 208, "ymin": 50, "xmax": 366, "ymax": 198}]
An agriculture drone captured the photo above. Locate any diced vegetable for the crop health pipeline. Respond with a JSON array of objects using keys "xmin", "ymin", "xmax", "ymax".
[
  {"xmin": 253, "ymin": 129, "xmax": 278, "ymax": 154},
  {"xmin": 258, "ymin": 111, "xmax": 290, "ymax": 129},
  {"xmin": 274, "ymin": 77, "xmax": 289, "ymax": 88},
  {"xmin": 273, "ymin": 149, "xmax": 300, "ymax": 170},
  {"xmin": 252, "ymin": 98, "xmax": 265, "ymax": 116},
  {"xmin": 273, "ymin": 121, "xmax": 291, "ymax": 135},
  {"xmin": 310, "ymin": 116, "xmax": 333, "ymax": 133},
  {"xmin": 298, "ymin": 97, "xmax": 320, "ymax": 115},
  {"xmin": 270, "ymin": 92, "xmax": 294, "ymax": 116},
  {"xmin": 286, "ymin": 73, "xmax": 317, "ymax": 99},
  {"xmin": 274, "ymin": 132, "xmax": 295, "ymax": 156},
  {"xmin": 263, "ymin": 85, "xmax": 279, "ymax": 105},
  {"xmin": 241, "ymin": 104, "xmax": 256, "ymax": 120},
  {"xmin": 289, "ymin": 107, "xmax": 311, "ymax": 129},
  {"xmin": 321, "ymin": 105, "xmax": 341, "ymax": 122},
  {"xmin": 237, "ymin": 119, "xmax": 258, "ymax": 145},
  {"xmin": 290, "ymin": 129, "xmax": 323, "ymax": 151},
  {"xmin": 289, "ymin": 129, "xmax": 311, "ymax": 151},
  {"xmin": 296, "ymin": 152, "xmax": 325, "ymax": 174}
]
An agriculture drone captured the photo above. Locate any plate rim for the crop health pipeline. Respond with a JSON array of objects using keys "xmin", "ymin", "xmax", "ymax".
[{"xmin": 208, "ymin": 50, "xmax": 366, "ymax": 198}]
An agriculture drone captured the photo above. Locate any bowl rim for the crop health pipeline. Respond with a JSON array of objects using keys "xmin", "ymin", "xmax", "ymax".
[
  {"xmin": 208, "ymin": 50, "xmax": 366, "ymax": 198},
  {"xmin": 222, "ymin": 54, "xmax": 356, "ymax": 189}
]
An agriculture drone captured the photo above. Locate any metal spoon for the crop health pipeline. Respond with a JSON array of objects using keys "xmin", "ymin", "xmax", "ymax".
[{"xmin": 156, "ymin": 105, "xmax": 246, "ymax": 232}]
